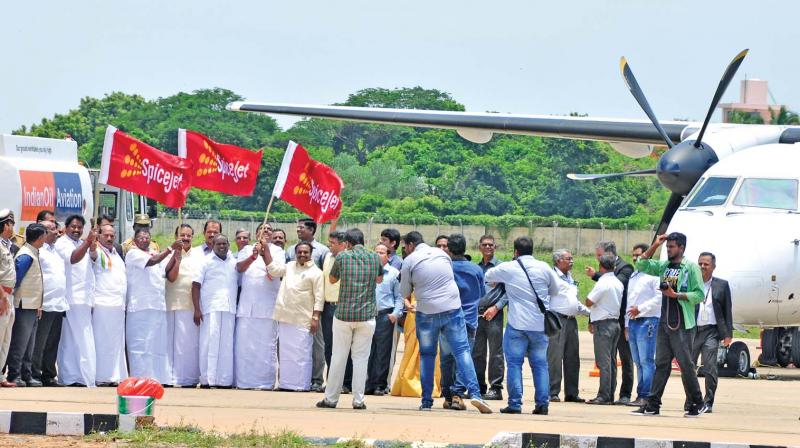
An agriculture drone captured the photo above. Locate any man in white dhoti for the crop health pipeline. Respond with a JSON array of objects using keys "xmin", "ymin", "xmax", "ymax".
[
  {"xmin": 192, "ymin": 234, "xmax": 237, "ymax": 388},
  {"xmin": 234, "ymin": 223, "xmax": 284, "ymax": 390},
  {"xmin": 90, "ymin": 224, "xmax": 128, "ymax": 386},
  {"xmin": 266, "ymin": 241, "xmax": 324, "ymax": 391},
  {"xmin": 32, "ymin": 220, "xmax": 68, "ymax": 387},
  {"xmin": 55, "ymin": 214, "xmax": 96, "ymax": 387},
  {"xmin": 165, "ymin": 224, "xmax": 201, "ymax": 387},
  {"xmin": 125, "ymin": 229, "xmax": 175, "ymax": 385}
]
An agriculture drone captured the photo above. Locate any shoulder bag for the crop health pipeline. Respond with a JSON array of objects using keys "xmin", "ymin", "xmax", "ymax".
[{"xmin": 517, "ymin": 258, "xmax": 562, "ymax": 337}]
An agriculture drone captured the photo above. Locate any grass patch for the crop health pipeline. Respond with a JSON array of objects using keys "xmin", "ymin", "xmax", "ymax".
[{"xmin": 86, "ymin": 425, "xmax": 311, "ymax": 447}]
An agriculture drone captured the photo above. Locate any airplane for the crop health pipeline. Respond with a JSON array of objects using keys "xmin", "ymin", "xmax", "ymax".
[{"xmin": 228, "ymin": 49, "xmax": 800, "ymax": 374}]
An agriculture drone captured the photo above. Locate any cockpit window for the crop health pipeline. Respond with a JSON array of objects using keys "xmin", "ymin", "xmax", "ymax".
[
  {"xmin": 686, "ymin": 177, "xmax": 737, "ymax": 207},
  {"xmin": 733, "ymin": 178, "xmax": 798, "ymax": 210}
]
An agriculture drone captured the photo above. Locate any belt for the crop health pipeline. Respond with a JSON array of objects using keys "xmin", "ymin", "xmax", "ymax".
[
  {"xmin": 555, "ymin": 312, "xmax": 575, "ymax": 320},
  {"xmin": 1, "ymin": 286, "xmax": 11, "ymax": 294},
  {"xmin": 377, "ymin": 307, "xmax": 394, "ymax": 315}
]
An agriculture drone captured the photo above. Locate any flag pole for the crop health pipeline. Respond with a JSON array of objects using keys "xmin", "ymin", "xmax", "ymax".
[
  {"xmin": 92, "ymin": 172, "xmax": 101, "ymax": 228},
  {"xmin": 257, "ymin": 195, "xmax": 275, "ymax": 241},
  {"xmin": 178, "ymin": 208, "xmax": 184, "ymax": 225}
]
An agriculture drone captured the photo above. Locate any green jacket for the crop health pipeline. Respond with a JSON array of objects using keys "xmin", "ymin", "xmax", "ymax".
[{"xmin": 635, "ymin": 257, "xmax": 704, "ymax": 330}]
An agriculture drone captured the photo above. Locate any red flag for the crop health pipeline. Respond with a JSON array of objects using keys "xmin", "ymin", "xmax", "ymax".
[
  {"xmin": 99, "ymin": 126, "xmax": 193, "ymax": 208},
  {"xmin": 177, "ymin": 129, "xmax": 262, "ymax": 196},
  {"xmin": 273, "ymin": 141, "xmax": 343, "ymax": 223}
]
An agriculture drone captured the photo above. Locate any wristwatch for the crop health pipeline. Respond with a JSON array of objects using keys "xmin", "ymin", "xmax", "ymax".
[{"xmin": 312, "ymin": 315, "xmax": 319, "ymax": 321}]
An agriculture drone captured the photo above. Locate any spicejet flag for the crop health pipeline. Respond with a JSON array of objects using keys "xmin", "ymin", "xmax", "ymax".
[
  {"xmin": 99, "ymin": 125, "xmax": 193, "ymax": 208},
  {"xmin": 273, "ymin": 141, "xmax": 344, "ymax": 223},
  {"xmin": 177, "ymin": 129, "xmax": 262, "ymax": 196}
]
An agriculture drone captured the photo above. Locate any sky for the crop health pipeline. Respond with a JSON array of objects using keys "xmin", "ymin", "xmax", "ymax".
[{"xmin": 2, "ymin": 0, "xmax": 798, "ymax": 133}]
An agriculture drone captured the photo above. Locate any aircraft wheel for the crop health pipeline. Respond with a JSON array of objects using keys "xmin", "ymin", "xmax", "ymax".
[
  {"xmin": 776, "ymin": 328, "xmax": 793, "ymax": 368},
  {"xmin": 791, "ymin": 328, "xmax": 800, "ymax": 367},
  {"xmin": 726, "ymin": 341, "xmax": 751, "ymax": 377}
]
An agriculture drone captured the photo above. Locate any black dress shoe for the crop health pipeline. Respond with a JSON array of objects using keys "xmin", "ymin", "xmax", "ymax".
[
  {"xmin": 549, "ymin": 395, "xmax": 561, "ymax": 402},
  {"xmin": 586, "ymin": 397, "xmax": 613, "ymax": 405},
  {"xmin": 42, "ymin": 379, "xmax": 64, "ymax": 387},
  {"xmin": 316, "ymin": 399, "xmax": 337, "ymax": 409},
  {"xmin": 67, "ymin": 382, "xmax": 86, "ymax": 387},
  {"xmin": 564, "ymin": 396, "xmax": 585, "ymax": 403},
  {"xmin": 484, "ymin": 389, "xmax": 503, "ymax": 400},
  {"xmin": 310, "ymin": 383, "xmax": 325, "ymax": 393},
  {"xmin": 26, "ymin": 379, "xmax": 43, "ymax": 387},
  {"xmin": 352, "ymin": 402, "xmax": 367, "ymax": 410},
  {"xmin": 364, "ymin": 389, "xmax": 375, "ymax": 395},
  {"xmin": 499, "ymin": 406, "xmax": 521, "ymax": 414},
  {"xmin": 341, "ymin": 385, "xmax": 351, "ymax": 394},
  {"xmin": 374, "ymin": 388, "xmax": 385, "ymax": 396},
  {"xmin": 532, "ymin": 405, "xmax": 548, "ymax": 415},
  {"xmin": 614, "ymin": 396, "xmax": 631, "ymax": 405}
]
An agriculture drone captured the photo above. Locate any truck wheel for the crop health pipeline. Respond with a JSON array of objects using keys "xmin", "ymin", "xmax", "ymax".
[{"xmin": 726, "ymin": 341, "xmax": 751, "ymax": 377}]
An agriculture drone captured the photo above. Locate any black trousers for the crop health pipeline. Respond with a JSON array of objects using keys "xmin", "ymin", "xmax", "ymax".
[
  {"xmin": 366, "ymin": 308, "xmax": 396, "ymax": 391},
  {"xmin": 593, "ymin": 319, "xmax": 620, "ymax": 402},
  {"xmin": 616, "ymin": 317, "xmax": 634, "ymax": 399},
  {"xmin": 647, "ymin": 324, "xmax": 703, "ymax": 410},
  {"xmin": 7, "ymin": 308, "xmax": 39, "ymax": 382},
  {"xmin": 690, "ymin": 325, "xmax": 720, "ymax": 407},
  {"xmin": 322, "ymin": 302, "xmax": 351, "ymax": 388},
  {"xmin": 32, "ymin": 311, "xmax": 64, "ymax": 382},
  {"xmin": 472, "ymin": 309, "xmax": 504, "ymax": 392},
  {"xmin": 547, "ymin": 313, "xmax": 580, "ymax": 398}
]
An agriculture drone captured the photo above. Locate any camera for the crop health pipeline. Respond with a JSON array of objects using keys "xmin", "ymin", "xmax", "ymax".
[{"xmin": 659, "ymin": 282, "xmax": 671, "ymax": 290}]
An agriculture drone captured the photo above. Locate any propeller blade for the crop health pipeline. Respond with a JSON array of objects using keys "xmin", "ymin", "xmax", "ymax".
[
  {"xmin": 653, "ymin": 192, "xmax": 684, "ymax": 240},
  {"xmin": 620, "ymin": 57, "xmax": 675, "ymax": 149},
  {"xmin": 694, "ymin": 49, "xmax": 749, "ymax": 147},
  {"xmin": 567, "ymin": 168, "xmax": 656, "ymax": 181}
]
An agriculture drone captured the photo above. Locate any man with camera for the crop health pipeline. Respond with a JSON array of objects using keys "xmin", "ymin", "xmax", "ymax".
[{"xmin": 631, "ymin": 232, "xmax": 706, "ymax": 417}]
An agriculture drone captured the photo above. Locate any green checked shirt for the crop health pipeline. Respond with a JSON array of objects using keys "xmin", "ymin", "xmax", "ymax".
[{"xmin": 330, "ymin": 244, "xmax": 383, "ymax": 322}]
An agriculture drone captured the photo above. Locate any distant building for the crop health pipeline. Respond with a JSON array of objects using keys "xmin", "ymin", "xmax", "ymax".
[{"xmin": 719, "ymin": 79, "xmax": 787, "ymax": 123}]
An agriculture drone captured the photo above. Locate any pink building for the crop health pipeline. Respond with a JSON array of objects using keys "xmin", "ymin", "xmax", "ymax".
[{"xmin": 719, "ymin": 79, "xmax": 786, "ymax": 123}]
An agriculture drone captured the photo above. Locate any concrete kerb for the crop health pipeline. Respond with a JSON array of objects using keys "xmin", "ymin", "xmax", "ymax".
[
  {"xmin": 488, "ymin": 431, "xmax": 800, "ymax": 448},
  {"xmin": 4, "ymin": 413, "xmax": 798, "ymax": 448}
]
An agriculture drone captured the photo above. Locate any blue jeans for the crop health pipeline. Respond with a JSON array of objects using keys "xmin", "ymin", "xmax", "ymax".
[
  {"xmin": 628, "ymin": 317, "xmax": 659, "ymax": 399},
  {"xmin": 416, "ymin": 308, "xmax": 481, "ymax": 407},
  {"xmin": 439, "ymin": 324, "xmax": 477, "ymax": 400},
  {"xmin": 503, "ymin": 324, "xmax": 549, "ymax": 409}
]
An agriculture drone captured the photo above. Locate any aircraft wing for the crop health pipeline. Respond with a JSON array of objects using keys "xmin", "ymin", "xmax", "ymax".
[{"xmin": 227, "ymin": 102, "xmax": 697, "ymax": 147}]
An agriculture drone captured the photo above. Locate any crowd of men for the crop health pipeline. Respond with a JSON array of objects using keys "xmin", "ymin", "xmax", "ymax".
[{"xmin": 0, "ymin": 208, "xmax": 732, "ymax": 417}]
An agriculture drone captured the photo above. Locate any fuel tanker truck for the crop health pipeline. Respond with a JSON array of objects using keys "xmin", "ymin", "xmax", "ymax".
[{"xmin": 0, "ymin": 133, "xmax": 151, "ymax": 242}]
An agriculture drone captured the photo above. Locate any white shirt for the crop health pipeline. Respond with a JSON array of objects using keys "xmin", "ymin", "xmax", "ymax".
[
  {"xmin": 399, "ymin": 243, "xmax": 461, "ymax": 315},
  {"xmin": 194, "ymin": 252, "xmax": 238, "ymax": 314},
  {"xmin": 484, "ymin": 255, "xmax": 560, "ymax": 332},
  {"xmin": 125, "ymin": 248, "xmax": 166, "ymax": 312},
  {"xmin": 39, "ymin": 242, "xmax": 69, "ymax": 312},
  {"xmin": 55, "ymin": 235, "xmax": 95, "ymax": 306},
  {"xmin": 697, "ymin": 279, "xmax": 717, "ymax": 326},
  {"xmin": 92, "ymin": 246, "xmax": 127, "ymax": 308},
  {"xmin": 587, "ymin": 272, "xmax": 623, "ymax": 322},
  {"xmin": 237, "ymin": 243, "xmax": 285, "ymax": 318},
  {"xmin": 625, "ymin": 271, "xmax": 662, "ymax": 327},
  {"xmin": 550, "ymin": 268, "xmax": 590, "ymax": 317},
  {"xmin": 165, "ymin": 249, "xmax": 200, "ymax": 311}
]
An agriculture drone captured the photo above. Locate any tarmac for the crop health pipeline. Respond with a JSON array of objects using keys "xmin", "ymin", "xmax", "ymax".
[{"xmin": 1, "ymin": 333, "xmax": 798, "ymax": 446}]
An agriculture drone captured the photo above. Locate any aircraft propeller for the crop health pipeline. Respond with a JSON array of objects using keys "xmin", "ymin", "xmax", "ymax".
[{"xmin": 568, "ymin": 49, "xmax": 748, "ymax": 236}]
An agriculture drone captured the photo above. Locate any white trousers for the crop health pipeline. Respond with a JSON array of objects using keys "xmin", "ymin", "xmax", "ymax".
[
  {"xmin": 126, "ymin": 310, "xmax": 171, "ymax": 385},
  {"xmin": 57, "ymin": 304, "xmax": 96, "ymax": 387},
  {"xmin": 277, "ymin": 322, "xmax": 312, "ymax": 391},
  {"xmin": 235, "ymin": 316, "xmax": 278, "ymax": 389},
  {"xmin": 325, "ymin": 317, "xmax": 376, "ymax": 405},
  {"xmin": 199, "ymin": 311, "xmax": 235, "ymax": 387},
  {"xmin": 93, "ymin": 306, "xmax": 128, "ymax": 384},
  {"xmin": 0, "ymin": 295, "xmax": 14, "ymax": 381},
  {"xmin": 167, "ymin": 310, "xmax": 200, "ymax": 386}
]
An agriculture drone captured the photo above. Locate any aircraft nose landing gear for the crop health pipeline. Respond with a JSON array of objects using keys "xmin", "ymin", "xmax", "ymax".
[{"xmin": 718, "ymin": 341, "xmax": 753, "ymax": 377}]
